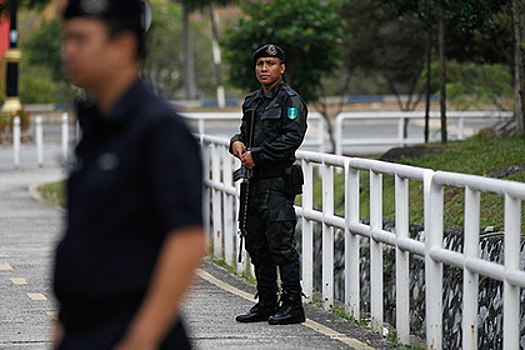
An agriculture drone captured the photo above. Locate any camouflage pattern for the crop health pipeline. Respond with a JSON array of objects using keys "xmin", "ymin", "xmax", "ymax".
[
  {"xmin": 230, "ymin": 79, "xmax": 308, "ymax": 167},
  {"xmin": 244, "ymin": 178, "xmax": 298, "ymax": 267},
  {"xmin": 230, "ymin": 78, "xmax": 307, "ymax": 297}
]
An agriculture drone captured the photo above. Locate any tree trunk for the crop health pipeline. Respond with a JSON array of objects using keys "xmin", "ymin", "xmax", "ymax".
[
  {"xmin": 438, "ymin": 5, "xmax": 447, "ymax": 144},
  {"xmin": 210, "ymin": 6, "xmax": 225, "ymax": 109},
  {"xmin": 512, "ymin": 0, "xmax": 525, "ymax": 138},
  {"xmin": 425, "ymin": 24, "xmax": 432, "ymax": 143},
  {"xmin": 183, "ymin": 4, "xmax": 196, "ymax": 100}
]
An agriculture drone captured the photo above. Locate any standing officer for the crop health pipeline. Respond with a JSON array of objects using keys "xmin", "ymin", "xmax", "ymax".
[
  {"xmin": 53, "ymin": 0, "xmax": 206, "ymax": 349},
  {"xmin": 230, "ymin": 44, "xmax": 308, "ymax": 325}
]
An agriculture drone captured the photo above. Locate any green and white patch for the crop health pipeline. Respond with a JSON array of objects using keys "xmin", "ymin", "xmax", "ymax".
[{"xmin": 287, "ymin": 107, "xmax": 298, "ymax": 120}]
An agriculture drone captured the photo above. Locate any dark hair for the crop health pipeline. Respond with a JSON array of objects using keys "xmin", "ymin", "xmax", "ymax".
[{"xmin": 103, "ymin": 17, "xmax": 146, "ymax": 60}]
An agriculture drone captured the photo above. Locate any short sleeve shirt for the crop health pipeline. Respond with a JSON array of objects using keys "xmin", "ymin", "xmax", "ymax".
[{"xmin": 54, "ymin": 79, "xmax": 203, "ymax": 303}]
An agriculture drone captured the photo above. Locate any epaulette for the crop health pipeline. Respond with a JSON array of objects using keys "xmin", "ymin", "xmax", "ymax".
[
  {"xmin": 242, "ymin": 91, "xmax": 258, "ymax": 109},
  {"xmin": 283, "ymin": 86, "xmax": 297, "ymax": 97}
]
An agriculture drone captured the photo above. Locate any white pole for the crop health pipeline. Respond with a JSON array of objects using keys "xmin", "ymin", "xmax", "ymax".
[
  {"xmin": 13, "ymin": 116, "xmax": 20, "ymax": 169},
  {"xmin": 503, "ymin": 194, "xmax": 521, "ymax": 350},
  {"xmin": 35, "ymin": 115, "xmax": 44, "ymax": 167},
  {"xmin": 61, "ymin": 113, "xmax": 69, "ymax": 161}
]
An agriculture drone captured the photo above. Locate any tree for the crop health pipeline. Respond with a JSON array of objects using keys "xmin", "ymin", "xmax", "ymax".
[
  {"xmin": 221, "ymin": 0, "xmax": 344, "ymax": 151},
  {"xmin": 512, "ymin": 0, "xmax": 525, "ymax": 137},
  {"xmin": 0, "ymin": 0, "xmax": 51, "ymax": 16},
  {"xmin": 182, "ymin": 0, "xmax": 237, "ymax": 108},
  {"xmin": 380, "ymin": 0, "xmax": 510, "ymax": 144}
]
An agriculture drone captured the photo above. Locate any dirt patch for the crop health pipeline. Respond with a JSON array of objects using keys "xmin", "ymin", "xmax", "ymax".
[{"xmin": 379, "ymin": 145, "xmax": 444, "ymax": 163}]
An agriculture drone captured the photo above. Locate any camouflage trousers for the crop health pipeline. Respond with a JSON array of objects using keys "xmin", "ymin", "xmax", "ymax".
[{"xmin": 245, "ymin": 177, "xmax": 301, "ymax": 295}]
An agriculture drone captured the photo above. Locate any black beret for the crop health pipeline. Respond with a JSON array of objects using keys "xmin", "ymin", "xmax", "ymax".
[
  {"xmin": 252, "ymin": 44, "xmax": 285, "ymax": 65},
  {"xmin": 64, "ymin": 0, "xmax": 143, "ymax": 22}
]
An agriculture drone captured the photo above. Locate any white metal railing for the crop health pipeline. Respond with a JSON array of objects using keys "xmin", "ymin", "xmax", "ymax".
[
  {"xmin": 8, "ymin": 113, "xmax": 73, "ymax": 169},
  {"xmin": 183, "ymin": 112, "xmax": 326, "ymax": 152},
  {"xmin": 334, "ymin": 111, "xmax": 514, "ymax": 155},
  {"xmin": 7, "ymin": 110, "xmax": 511, "ymax": 168},
  {"xmin": 201, "ymin": 134, "xmax": 525, "ymax": 350}
]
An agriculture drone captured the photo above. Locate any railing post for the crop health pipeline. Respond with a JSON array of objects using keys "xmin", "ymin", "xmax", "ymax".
[
  {"xmin": 345, "ymin": 161, "xmax": 360, "ymax": 320},
  {"xmin": 397, "ymin": 116, "xmax": 405, "ymax": 146},
  {"xmin": 370, "ymin": 170, "xmax": 383, "ymax": 333},
  {"xmin": 458, "ymin": 117, "xmax": 465, "ymax": 140},
  {"xmin": 211, "ymin": 144, "xmax": 223, "ymax": 258},
  {"xmin": 463, "ymin": 186, "xmax": 480, "ymax": 350},
  {"xmin": 395, "ymin": 173, "xmax": 410, "ymax": 344},
  {"xmin": 13, "ymin": 116, "xmax": 20, "ymax": 169},
  {"xmin": 223, "ymin": 147, "xmax": 234, "ymax": 265},
  {"xmin": 302, "ymin": 158, "xmax": 314, "ymax": 302},
  {"xmin": 35, "ymin": 115, "xmax": 44, "ymax": 167},
  {"xmin": 198, "ymin": 118, "xmax": 205, "ymax": 136},
  {"xmin": 426, "ymin": 176, "xmax": 443, "ymax": 350},
  {"xmin": 61, "ymin": 112, "xmax": 69, "ymax": 161},
  {"xmin": 322, "ymin": 162, "xmax": 334, "ymax": 310},
  {"xmin": 319, "ymin": 116, "xmax": 326, "ymax": 154},
  {"xmin": 503, "ymin": 194, "xmax": 520, "ymax": 350},
  {"xmin": 335, "ymin": 114, "xmax": 343, "ymax": 156},
  {"xmin": 202, "ymin": 140, "xmax": 211, "ymax": 247}
]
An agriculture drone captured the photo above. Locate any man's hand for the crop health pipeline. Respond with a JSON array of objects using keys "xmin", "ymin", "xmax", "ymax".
[
  {"xmin": 52, "ymin": 321, "xmax": 64, "ymax": 349},
  {"xmin": 232, "ymin": 141, "xmax": 255, "ymax": 169},
  {"xmin": 231, "ymin": 141, "xmax": 246, "ymax": 159},
  {"xmin": 240, "ymin": 151, "xmax": 255, "ymax": 169},
  {"xmin": 112, "ymin": 227, "xmax": 206, "ymax": 350}
]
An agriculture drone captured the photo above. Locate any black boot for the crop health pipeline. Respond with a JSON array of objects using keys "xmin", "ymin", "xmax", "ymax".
[
  {"xmin": 235, "ymin": 291, "xmax": 278, "ymax": 323},
  {"xmin": 268, "ymin": 289, "xmax": 305, "ymax": 325},
  {"xmin": 236, "ymin": 264, "xmax": 278, "ymax": 323}
]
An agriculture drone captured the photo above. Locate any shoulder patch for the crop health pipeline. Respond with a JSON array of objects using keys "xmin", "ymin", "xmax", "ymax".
[{"xmin": 287, "ymin": 107, "xmax": 298, "ymax": 120}]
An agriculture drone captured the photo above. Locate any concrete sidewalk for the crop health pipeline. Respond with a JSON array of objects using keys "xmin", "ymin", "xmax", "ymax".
[{"xmin": 0, "ymin": 167, "xmax": 400, "ymax": 350}]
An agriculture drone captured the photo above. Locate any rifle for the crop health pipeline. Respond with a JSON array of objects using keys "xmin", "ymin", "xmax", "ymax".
[{"xmin": 234, "ymin": 109, "xmax": 255, "ymax": 263}]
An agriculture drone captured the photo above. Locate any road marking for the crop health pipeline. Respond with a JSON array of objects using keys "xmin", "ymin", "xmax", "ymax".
[
  {"xmin": 46, "ymin": 311, "xmax": 59, "ymax": 320},
  {"xmin": 27, "ymin": 293, "xmax": 47, "ymax": 301},
  {"xmin": 10, "ymin": 278, "xmax": 28, "ymax": 285},
  {"xmin": 195, "ymin": 268, "xmax": 375, "ymax": 350},
  {"xmin": 0, "ymin": 264, "xmax": 13, "ymax": 271}
]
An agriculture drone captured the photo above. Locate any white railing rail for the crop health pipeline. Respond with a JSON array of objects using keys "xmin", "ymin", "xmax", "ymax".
[
  {"xmin": 200, "ymin": 134, "xmax": 525, "ymax": 350},
  {"xmin": 183, "ymin": 112, "xmax": 326, "ymax": 152},
  {"xmin": 7, "ymin": 110, "xmax": 512, "ymax": 168},
  {"xmin": 334, "ymin": 111, "xmax": 514, "ymax": 155}
]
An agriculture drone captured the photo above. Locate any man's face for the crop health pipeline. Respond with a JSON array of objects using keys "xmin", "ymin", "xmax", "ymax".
[
  {"xmin": 255, "ymin": 57, "xmax": 285, "ymax": 90},
  {"xmin": 62, "ymin": 17, "xmax": 118, "ymax": 90}
]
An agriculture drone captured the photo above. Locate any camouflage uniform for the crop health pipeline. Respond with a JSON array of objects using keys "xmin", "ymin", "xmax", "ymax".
[{"xmin": 230, "ymin": 78, "xmax": 307, "ymax": 322}]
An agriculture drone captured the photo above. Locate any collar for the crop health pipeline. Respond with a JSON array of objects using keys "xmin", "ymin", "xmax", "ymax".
[
  {"xmin": 254, "ymin": 79, "xmax": 284, "ymax": 100},
  {"xmin": 77, "ymin": 78, "xmax": 145, "ymax": 132}
]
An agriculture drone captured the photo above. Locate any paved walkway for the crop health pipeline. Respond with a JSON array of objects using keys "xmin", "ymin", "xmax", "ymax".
[{"xmin": 0, "ymin": 167, "xmax": 401, "ymax": 350}]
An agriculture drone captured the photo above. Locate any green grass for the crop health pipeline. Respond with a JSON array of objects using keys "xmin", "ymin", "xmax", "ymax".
[
  {"xmin": 38, "ymin": 181, "xmax": 66, "ymax": 209},
  {"xmin": 305, "ymin": 134, "xmax": 525, "ymax": 233}
]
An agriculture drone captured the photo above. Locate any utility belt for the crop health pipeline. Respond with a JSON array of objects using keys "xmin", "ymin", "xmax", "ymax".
[
  {"xmin": 252, "ymin": 165, "xmax": 285, "ymax": 181},
  {"xmin": 252, "ymin": 164, "xmax": 304, "ymax": 196}
]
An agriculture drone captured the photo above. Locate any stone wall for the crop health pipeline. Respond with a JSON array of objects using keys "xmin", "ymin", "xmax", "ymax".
[{"xmin": 309, "ymin": 222, "xmax": 525, "ymax": 348}]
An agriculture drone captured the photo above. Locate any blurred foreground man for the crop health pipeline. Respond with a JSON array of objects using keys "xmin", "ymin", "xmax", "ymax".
[
  {"xmin": 53, "ymin": 1, "xmax": 206, "ymax": 349},
  {"xmin": 230, "ymin": 44, "xmax": 308, "ymax": 325}
]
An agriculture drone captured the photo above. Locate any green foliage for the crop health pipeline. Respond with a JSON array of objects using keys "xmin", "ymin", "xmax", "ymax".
[
  {"xmin": 0, "ymin": 107, "xmax": 30, "ymax": 131},
  {"xmin": 340, "ymin": 0, "xmax": 427, "ymax": 108},
  {"xmin": 443, "ymin": 60, "xmax": 513, "ymax": 110},
  {"xmin": 182, "ymin": 0, "xmax": 236, "ymax": 12},
  {"xmin": 23, "ymin": 17, "xmax": 65, "ymax": 82},
  {"xmin": 221, "ymin": 0, "xmax": 344, "ymax": 102},
  {"xmin": 0, "ymin": 0, "xmax": 52, "ymax": 16},
  {"xmin": 144, "ymin": 1, "xmax": 215, "ymax": 100}
]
